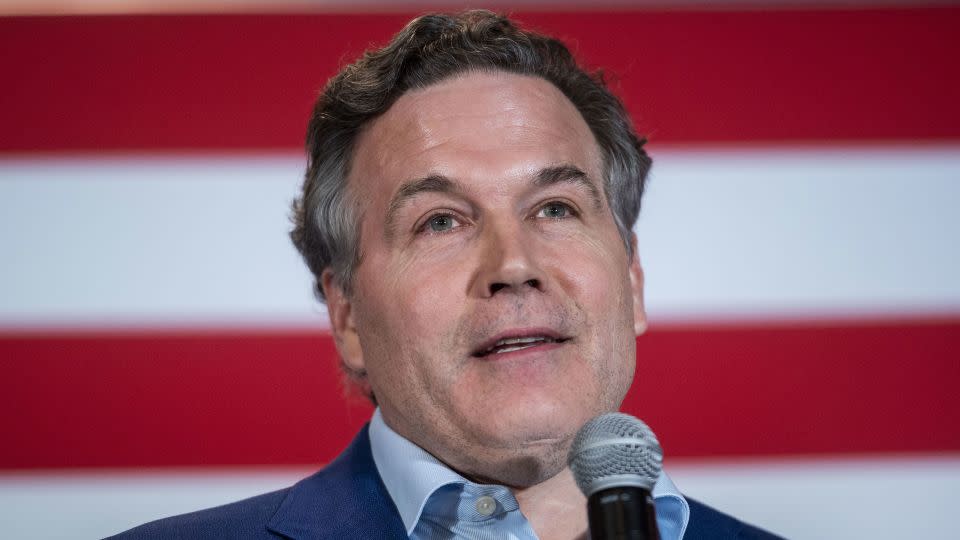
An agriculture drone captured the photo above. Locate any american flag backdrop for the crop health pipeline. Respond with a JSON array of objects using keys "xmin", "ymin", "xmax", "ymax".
[{"xmin": 1, "ymin": 3, "xmax": 958, "ymax": 539}]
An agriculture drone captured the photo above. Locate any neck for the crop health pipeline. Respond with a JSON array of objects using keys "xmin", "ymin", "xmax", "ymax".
[{"xmin": 513, "ymin": 467, "xmax": 589, "ymax": 540}]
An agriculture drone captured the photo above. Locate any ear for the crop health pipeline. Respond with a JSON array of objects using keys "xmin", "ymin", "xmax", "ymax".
[
  {"xmin": 321, "ymin": 269, "xmax": 366, "ymax": 375},
  {"xmin": 628, "ymin": 235, "xmax": 648, "ymax": 336}
]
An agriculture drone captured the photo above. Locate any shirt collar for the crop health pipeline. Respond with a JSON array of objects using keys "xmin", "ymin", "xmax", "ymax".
[
  {"xmin": 652, "ymin": 464, "xmax": 690, "ymax": 540},
  {"xmin": 369, "ymin": 408, "xmax": 690, "ymax": 539},
  {"xmin": 369, "ymin": 408, "xmax": 467, "ymax": 535}
]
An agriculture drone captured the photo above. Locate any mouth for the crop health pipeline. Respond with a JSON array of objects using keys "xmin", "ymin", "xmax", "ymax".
[{"xmin": 472, "ymin": 331, "xmax": 571, "ymax": 358}]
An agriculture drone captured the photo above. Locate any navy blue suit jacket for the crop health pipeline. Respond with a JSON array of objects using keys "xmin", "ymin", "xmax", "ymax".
[{"xmin": 108, "ymin": 425, "xmax": 783, "ymax": 539}]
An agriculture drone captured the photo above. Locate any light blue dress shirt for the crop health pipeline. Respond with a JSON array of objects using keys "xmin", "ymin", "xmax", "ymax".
[{"xmin": 369, "ymin": 408, "xmax": 690, "ymax": 540}]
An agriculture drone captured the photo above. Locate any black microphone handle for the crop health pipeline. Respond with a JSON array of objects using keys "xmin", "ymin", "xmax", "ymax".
[{"xmin": 587, "ymin": 486, "xmax": 660, "ymax": 540}]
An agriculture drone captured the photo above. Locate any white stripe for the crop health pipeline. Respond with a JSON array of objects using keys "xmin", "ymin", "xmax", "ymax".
[
  {"xmin": 668, "ymin": 454, "xmax": 960, "ymax": 539},
  {"xmin": 2, "ymin": 456, "xmax": 957, "ymax": 539},
  {"xmin": 640, "ymin": 147, "xmax": 960, "ymax": 322},
  {"xmin": 0, "ymin": 155, "xmax": 322, "ymax": 329},
  {"xmin": 2, "ymin": 147, "xmax": 958, "ymax": 329},
  {"xmin": 0, "ymin": 467, "xmax": 311, "ymax": 539}
]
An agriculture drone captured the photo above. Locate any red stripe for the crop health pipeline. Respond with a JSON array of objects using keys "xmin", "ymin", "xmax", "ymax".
[
  {"xmin": 2, "ymin": 318, "xmax": 958, "ymax": 468},
  {"xmin": 2, "ymin": 7, "xmax": 959, "ymax": 152}
]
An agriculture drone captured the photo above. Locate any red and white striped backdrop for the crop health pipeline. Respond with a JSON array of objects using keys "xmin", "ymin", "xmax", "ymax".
[{"xmin": 2, "ymin": 6, "xmax": 958, "ymax": 539}]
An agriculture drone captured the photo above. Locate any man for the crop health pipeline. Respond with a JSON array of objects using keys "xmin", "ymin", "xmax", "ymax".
[{"xmin": 111, "ymin": 11, "xmax": 781, "ymax": 540}]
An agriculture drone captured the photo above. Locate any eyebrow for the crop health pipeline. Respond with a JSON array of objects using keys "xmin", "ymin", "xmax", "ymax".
[
  {"xmin": 385, "ymin": 174, "xmax": 463, "ymax": 238},
  {"xmin": 534, "ymin": 165, "xmax": 604, "ymax": 210}
]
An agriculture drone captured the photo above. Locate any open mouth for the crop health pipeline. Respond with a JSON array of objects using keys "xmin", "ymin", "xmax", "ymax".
[{"xmin": 473, "ymin": 335, "xmax": 570, "ymax": 357}]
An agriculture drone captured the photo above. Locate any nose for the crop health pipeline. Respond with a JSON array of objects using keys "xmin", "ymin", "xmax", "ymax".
[{"xmin": 472, "ymin": 220, "xmax": 546, "ymax": 298}]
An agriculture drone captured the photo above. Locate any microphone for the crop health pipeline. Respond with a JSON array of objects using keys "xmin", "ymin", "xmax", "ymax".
[{"xmin": 568, "ymin": 412, "xmax": 663, "ymax": 540}]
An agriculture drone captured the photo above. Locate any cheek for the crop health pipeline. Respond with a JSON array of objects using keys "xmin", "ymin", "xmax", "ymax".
[
  {"xmin": 550, "ymin": 236, "xmax": 632, "ymax": 314},
  {"xmin": 353, "ymin": 258, "xmax": 466, "ymax": 378},
  {"xmin": 550, "ymin": 239, "xmax": 636, "ymax": 370}
]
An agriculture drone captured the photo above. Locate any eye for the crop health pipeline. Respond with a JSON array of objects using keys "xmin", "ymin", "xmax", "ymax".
[
  {"xmin": 419, "ymin": 213, "xmax": 462, "ymax": 234},
  {"xmin": 536, "ymin": 201, "xmax": 575, "ymax": 219}
]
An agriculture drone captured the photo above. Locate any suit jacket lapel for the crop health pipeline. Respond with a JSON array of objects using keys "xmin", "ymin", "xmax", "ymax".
[{"xmin": 266, "ymin": 424, "xmax": 408, "ymax": 539}]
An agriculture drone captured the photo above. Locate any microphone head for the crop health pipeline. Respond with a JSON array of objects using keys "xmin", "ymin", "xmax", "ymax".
[{"xmin": 567, "ymin": 412, "xmax": 663, "ymax": 497}]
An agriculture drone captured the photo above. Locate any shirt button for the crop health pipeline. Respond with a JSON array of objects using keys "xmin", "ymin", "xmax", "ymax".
[{"xmin": 475, "ymin": 495, "xmax": 497, "ymax": 516}]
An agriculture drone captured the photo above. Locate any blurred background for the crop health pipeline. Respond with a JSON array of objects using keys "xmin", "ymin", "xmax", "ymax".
[{"xmin": 1, "ymin": 1, "xmax": 958, "ymax": 538}]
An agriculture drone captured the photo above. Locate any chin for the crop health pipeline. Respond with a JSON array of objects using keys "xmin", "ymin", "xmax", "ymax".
[
  {"xmin": 464, "ymin": 431, "xmax": 571, "ymax": 488},
  {"xmin": 491, "ymin": 450, "xmax": 569, "ymax": 488},
  {"xmin": 476, "ymin": 400, "xmax": 586, "ymax": 448}
]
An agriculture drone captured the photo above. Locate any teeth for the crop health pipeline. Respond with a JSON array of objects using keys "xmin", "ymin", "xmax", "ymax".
[
  {"xmin": 484, "ymin": 336, "xmax": 556, "ymax": 355},
  {"xmin": 495, "ymin": 345, "xmax": 533, "ymax": 354},
  {"xmin": 496, "ymin": 336, "xmax": 546, "ymax": 346}
]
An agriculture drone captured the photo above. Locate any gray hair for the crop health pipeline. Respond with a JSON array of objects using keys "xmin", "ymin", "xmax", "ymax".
[{"xmin": 291, "ymin": 10, "xmax": 651, "ymax": 302}]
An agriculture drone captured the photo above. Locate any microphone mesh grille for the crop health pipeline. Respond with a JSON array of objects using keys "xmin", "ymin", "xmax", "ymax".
[{"xmin": 567, "ymin": 412, "xmax": 663, "ymax": 496}]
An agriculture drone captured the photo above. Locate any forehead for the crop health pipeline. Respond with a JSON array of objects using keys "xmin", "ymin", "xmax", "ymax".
[{"xmin": 348, "ymin": 70, "xmax": 602, "ymax": 199}]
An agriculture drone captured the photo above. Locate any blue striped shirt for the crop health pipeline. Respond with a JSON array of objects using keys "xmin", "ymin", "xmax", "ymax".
[{"xmin": 369, "ymin": 409, "xmax": 690, "ymax": 540}]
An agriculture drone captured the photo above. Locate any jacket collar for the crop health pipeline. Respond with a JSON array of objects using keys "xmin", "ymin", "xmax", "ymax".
[{"xmin": 266, "ymin": 424, "xmax": 407, "ymax": 539}]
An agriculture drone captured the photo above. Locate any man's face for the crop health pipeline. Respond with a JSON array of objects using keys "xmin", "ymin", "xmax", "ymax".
[{"xmin": 325, "ymin": 71, "xmax": 645, "ymax": 486}]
